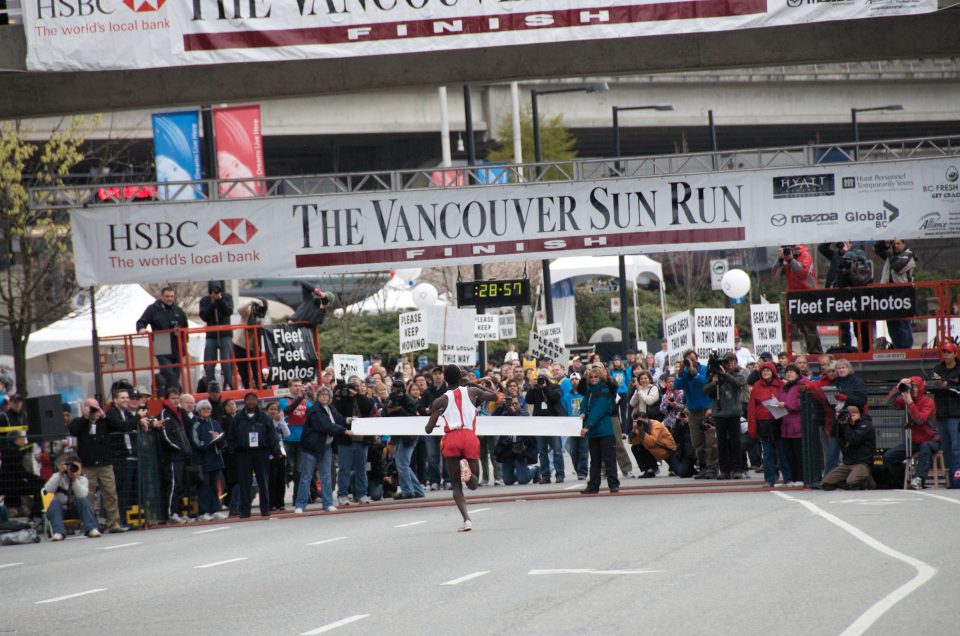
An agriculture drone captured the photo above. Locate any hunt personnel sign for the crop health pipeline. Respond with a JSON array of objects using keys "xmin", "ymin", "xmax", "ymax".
[
  {"xmin": 262, "ymin": 325, "xmax": 318, "ymax": 384},
  {"xmin": 69, "ymin": 157, "xmax": 960, "ymax": 285},
  {"xmin": 23, "ymin": 1, "xmax": 936, "ymax": 72}
]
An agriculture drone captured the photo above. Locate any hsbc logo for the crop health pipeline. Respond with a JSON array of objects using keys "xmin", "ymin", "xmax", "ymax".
[
  {"xmin": 108, "ymin": 218, "xmax": 257, "ymax": 251},
  {"xmin": 209, "ymin": 219, "xmax": 258, "ymax": 245},
  {"xmin": 124, "ymin": 0, "xmax": 165, "ymax": 11}
]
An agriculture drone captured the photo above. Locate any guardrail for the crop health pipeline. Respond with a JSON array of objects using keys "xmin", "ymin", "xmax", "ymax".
[{"xmin": 28, "ymin": 134, "xmax": 960, "ymax": 210}]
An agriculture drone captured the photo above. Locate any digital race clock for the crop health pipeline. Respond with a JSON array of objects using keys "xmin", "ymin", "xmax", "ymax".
[{"xmin": 456, "ymin": 279, "xmax": 531, "ymax": 308}]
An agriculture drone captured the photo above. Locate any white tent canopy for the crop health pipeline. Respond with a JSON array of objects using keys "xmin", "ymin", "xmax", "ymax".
[
  {"xmin": 548, "ymin": 255, "xmax": 667, "ymax": 347},
  {"xmin": 26, "ymin": 285, "xmax": 203, "ymax": 398},
  {"xmin": 347, "ymin": 276, "xmax": 452, "ymax": 315}
]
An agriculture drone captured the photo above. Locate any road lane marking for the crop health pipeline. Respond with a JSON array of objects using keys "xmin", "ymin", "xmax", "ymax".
[
  {"xmin": 306, "ymin": 537, "xmax": 348, "ymax": 546},
  {"xmin": 193, "ymin": 557, "xmax": 248, "ymax": 569},
  {"xmin": 97, "ymin": 542, "xmax": 142, "ymax": 550},
  {"xmin": 193, "ymin": 527, "xmax": 230, "ymax": 535},
  {"xmin": 440, "ymin": 571, "xmax": 489, "ymax": 586},
  {"xmin": 773, "ymin": 492, "xmax": 936, "ymax": 636},
  {"xmin": 300, "ymin": 614, "xmax": 370, "ymax": 635},
  {"xmin": 35, "ymin": 588, "xmax": 108, "ymax": 604},
  {"xmin": 468, "ymin": 508, "xmax": 491, "ymax": 514},
  {"xmin": 394, "ymin": 520, "xmax": 427, "ymax": 528},
  {"xmin": 528, "ymin": 569, "xmax": 661, "ymax": 575},
  {"xmin": 914, "ymin": 491, "xmax": 960, "ymax": 506},
  {"xmin": 0, "ymin": 562, "xmax": 25, "ymax": 570}
]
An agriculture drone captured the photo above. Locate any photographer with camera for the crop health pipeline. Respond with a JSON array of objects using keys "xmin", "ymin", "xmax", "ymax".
[
  {"xmin": 136, "ymin": 287, "xmax": 188, "ymax": 394},
  {"xmin": 773, "ymin": 244, "xmax": 823, "ymax": 354},
  {"xmin": 875, "ymin": 240, "xmax": 917, "ymax": 349},
  {"xmin": 703, "ymin": 352, "xmax": 746, "ymax": 480},
  {"xmin": 105, "ymin": 388, "xmax": 146, "ymax": 531},
  {"xmin": 199, "ymin": 280, "xmax": 235, "ymax": 391},
  {"xmin": 929, "ymin": 342, "xmax": 960, "ymax": 487},
  {"xmin": 815, "ymin": 395, "xmax": 876, "ymax": 490},
  {"xmin": 883, "ymin": 376, "xmax": 939, "ymax": 489},
  {"xmin": 526, "ymin": 368, "xmax": 566, "ymax": 484},
  {"xmin": 67, "ymin": 397, "xmax": 133, "ymax": 533},
  {"xmin": 333, "ymin": 377, "xmax": 376, "ymax": 506},
  {"xmin": 291, "ymin": 281, "xmax": 333, "ymax": 327},
  {"xmin": 628, "ymin": 414, "xmax": 677, "ymax": 479},
  {"xmin": 674, "ymin": 350, "xmax": 719, "ymax": 479},
  {"xmin": 820, "ymin": 242, "xmax": 873, "ymax": 352},
  {"xmin": 493, "ymin": 398, "xmax": 537, "ymax": 485},
  {"xmin": 233, "ymin": 298, "xmax": 269, "ymax": 390},
  {"xmin": 43, "ymin": 454, "xmax": 101, "ymax": 540},
  {"xmin": 385, "ymin": 378, "xmax": 423, "ymax": 500}
]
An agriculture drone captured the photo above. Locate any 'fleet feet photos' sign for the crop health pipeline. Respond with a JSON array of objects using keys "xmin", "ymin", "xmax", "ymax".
[
  {"xmin": 70, "ymin": 157, "xmax": 960, "ymax": 285},
  {"xmin": 24, "ymin": 1, "xmax": 936, "ymax": 71}
]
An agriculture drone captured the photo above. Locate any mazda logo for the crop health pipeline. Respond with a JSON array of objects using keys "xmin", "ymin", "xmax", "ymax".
[
  {"xmin": 947, "ymin": 166, "xmax": 959, "ymax": 183},
  {"xmin": 771, "ymin": 214, "xmax": 788, "ymax": 227},
  {"xmin": 786, "ymin": 0, "xmax": 803, "ymax": 6}
]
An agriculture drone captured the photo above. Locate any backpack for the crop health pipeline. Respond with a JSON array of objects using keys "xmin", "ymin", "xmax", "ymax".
[{"xmin": 1, "ymin": 523, "xmax": 39, "ymax": 545}]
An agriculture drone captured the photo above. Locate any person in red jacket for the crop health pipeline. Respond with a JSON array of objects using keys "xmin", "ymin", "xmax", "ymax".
[
  {"xmin": 747, "ymin": 362, "xmax": 789, "ymax": 487},
  {"xmin": 883, "ymin": 376, "xmax": 940, "ymax": 489},
  {"xmin": 773, "ymin": 244, "xmax": 823, "ymax": 354},
  {"xmin": 805, "ymin": 362, "xmax": 841, "ymax": 475}
]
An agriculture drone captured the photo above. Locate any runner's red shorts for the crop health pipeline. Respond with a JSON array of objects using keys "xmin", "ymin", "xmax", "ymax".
[{"xmin": 441, "ymin": 428, "xmax": 480, "ymax": 460}]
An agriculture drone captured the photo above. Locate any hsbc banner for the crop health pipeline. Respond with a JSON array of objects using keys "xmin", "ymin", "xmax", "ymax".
[
  {"xmin": 262, "ymin": 325, "xmax": 319, "ymax": 384},
  {"xmin": 23, "ymin": 1, "xmax": 936, "ymax": 72},
  {"xmin": 213, "ymin": 105, "xmax": 266, "ymax": 199},
  {"xmin": 787, "ymin": 285, "xmax": 917, "ymax": 323},
  {"xmin": 70, "ymin": 157, "xmax": 960, "ymax": 285}
]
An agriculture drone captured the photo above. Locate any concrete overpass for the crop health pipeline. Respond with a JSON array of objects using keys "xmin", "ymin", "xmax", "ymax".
[{"xmin": 2, "ymin": 2, "xmax": 960, "ymax": 119}]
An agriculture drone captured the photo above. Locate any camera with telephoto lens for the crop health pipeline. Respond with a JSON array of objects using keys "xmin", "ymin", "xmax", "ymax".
[
  {"xmin": 836, "ymin": 410, "xmax": 853, "ymax": 426},
  {"xmin": 537, "ymin": 376, "xmax": 548, "ymax": 386},
  {"xmin": 208, "ymin": 280, "xmax": 224, "ymax": 295},
  {"xmin": 706, "ymin": 351, "xmax": 723, "ymax": 377},
  {"xmin": 335, "ymin": 382, "xmax": 355, "ymax": 401},
  {"xmin": 68, "ymin": 462, "xmax": 81, "ymax": 474},
  {"xmin": 898, "ymin": 382, "xmax": 911, "ymax": 393},
  {"xmin": 838, "ymin": 257, "xmax": 853, "ymax": 271},
  {"xmin": 781, "ymin": 245, "xmax": 794, "ymax": 258}
]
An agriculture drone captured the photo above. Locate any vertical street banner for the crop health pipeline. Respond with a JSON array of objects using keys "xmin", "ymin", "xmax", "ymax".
[
  {"xmin": 474, "ymin": 315, "xmax": 499, "ymax": 341},
  {"xmin": 213, "ymin": 104, "xmax": 265, "ymax": 199},
  {"xmin": 261, "ymin": 325, "xmax": 318, "ymax": 384},
  {"xmin": 694, "ymin": 308, "xmax": 735, "ymax": 359},
  {"xmin": 498, "ymin": 314, "xmax": 517, "ymax": 340},
  {"xmin": 332, "ymin": 354, "xmax": 364, "ymax": 381},
  {"xmin": 750, "ymin": 303, "xmax": 784, "ymax": 356},
  {"xmin": 151, "ymin": 110, "xmax": 202, "ymax": 201},
  {"xmin": 399, "ymin": 311, "xmax": 427, "ymax": 355},
  {"xmin": 664, "ymin": 311, "xmax": 692, "ymax": 365}
]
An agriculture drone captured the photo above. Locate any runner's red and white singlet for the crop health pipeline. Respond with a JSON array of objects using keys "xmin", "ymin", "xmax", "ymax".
[{"xmin": 441, "ymin": 386, "xmax": 478, "ymax": 433}]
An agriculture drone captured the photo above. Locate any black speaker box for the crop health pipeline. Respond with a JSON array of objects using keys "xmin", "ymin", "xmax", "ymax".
[{"xmin": 25, "ymin": 394, "xmax": 66, "ymax": 439}]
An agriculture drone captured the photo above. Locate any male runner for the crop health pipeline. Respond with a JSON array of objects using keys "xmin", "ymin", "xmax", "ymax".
[{"xmin": 425, "ymin": 365, "xmax": 499, "ymax": 532}]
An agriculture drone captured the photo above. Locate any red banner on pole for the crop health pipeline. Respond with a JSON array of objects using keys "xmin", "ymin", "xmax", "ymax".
[{"xmin": 213, "ymin": 105, "xmax": 265, "ymax": 198}]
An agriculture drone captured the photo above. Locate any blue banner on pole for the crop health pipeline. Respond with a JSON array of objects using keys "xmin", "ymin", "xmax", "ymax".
[{"xmin": 151, "ymin": 110, "xmax": 202, "ymax": 200}]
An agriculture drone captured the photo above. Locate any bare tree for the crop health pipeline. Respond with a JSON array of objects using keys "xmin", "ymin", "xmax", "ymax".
[{"xmin": 0, "ymin": 116, "xmax": 99, "ymax": 394}]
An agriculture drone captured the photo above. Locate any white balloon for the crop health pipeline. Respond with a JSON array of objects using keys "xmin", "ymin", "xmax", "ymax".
[
  {"xmin": 393, "ymin": 268, "xmax": 422, "ymax": 284},
  {"xmin": 721, "ymin": 269, "xmax": 751, "ymax": 299},
  {"xmin": 411, "ymin": 283, "xmax": 439, "ymax": 308},
  {"xmin": 333, "ymin": 308, "xmax": 345, "ymax": 319}
]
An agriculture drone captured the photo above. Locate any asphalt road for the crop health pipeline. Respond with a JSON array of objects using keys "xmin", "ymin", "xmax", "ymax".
[{"xmin": 2, "ymin": 480, "xmax": 958, "ymax": 636}]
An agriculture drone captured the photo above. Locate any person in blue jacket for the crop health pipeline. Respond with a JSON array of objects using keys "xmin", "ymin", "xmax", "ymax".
[
  {"xmin": 191, "ymin": 400, "xmax": 228, "ymax": 521},
  {"xmin": 295, "ymin": 387, "xmax": 356, "ymax": 513},
  {"xmin": 673, "ymin": 349, "xmax": 718, "ymax": 479},
  {"xmin": 579, "ymin": 366, "xmax": 620, "ymax": 494},
  {"xmin": 561, "ymin": 372, "xmax": 588, "ymax": 480}
]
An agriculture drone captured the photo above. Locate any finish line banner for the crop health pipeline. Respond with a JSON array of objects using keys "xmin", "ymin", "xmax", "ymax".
[
  {"xmin": 24, "ymin": 1, "xmax": 936, "ymax": 72},
  {"xmin": 70, "ymin": 157, "xmax": 960, "ymax": 285}
]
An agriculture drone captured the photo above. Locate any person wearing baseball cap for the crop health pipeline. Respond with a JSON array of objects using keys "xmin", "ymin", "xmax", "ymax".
[
  {"xmin": 3, "ymin": 393, "xmax": 26, "ymax": 428},
  {"xmin": 815, "ymin": 393, "xmax": 875, "ymax": 490},
  {"xmin": 930, "ymin": 341, "xmax": 960, "ymax": 486}
]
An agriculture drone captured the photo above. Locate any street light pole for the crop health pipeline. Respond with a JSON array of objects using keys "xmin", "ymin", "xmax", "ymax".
[
  {"xmin": 610, "ymin": 103, "xmax": 674, "ymax": 357},
  {"xmin": 850, "ymin": 104, "xmax": 904, "ymax": 161},
  {"xmin": 531, "ymin": 83, "xmax": 608, "ymax": 326}
]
